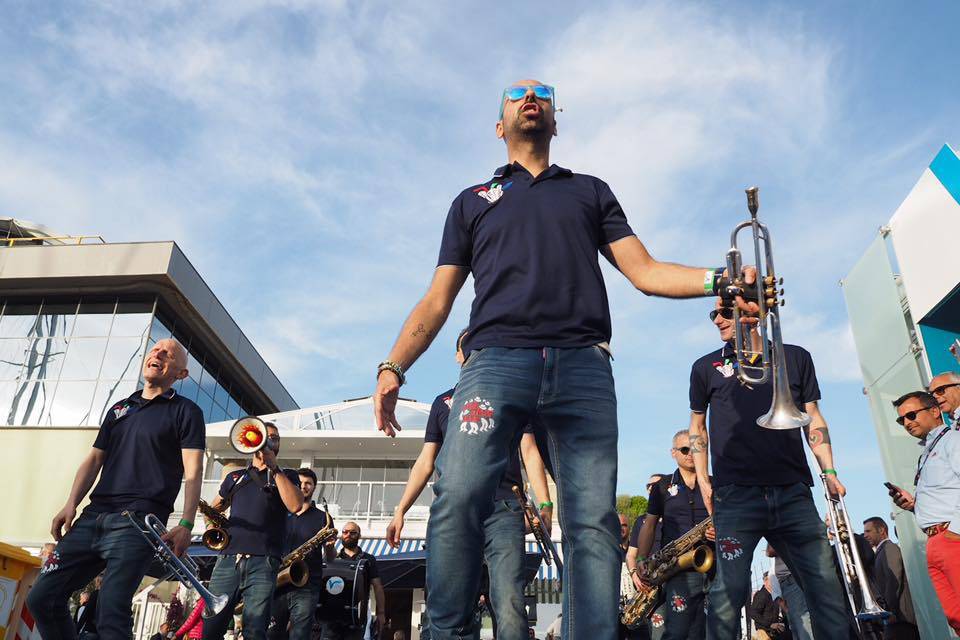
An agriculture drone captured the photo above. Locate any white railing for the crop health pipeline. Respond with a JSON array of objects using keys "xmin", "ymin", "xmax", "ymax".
[{"xmin": 171, "ymin": 479, "xmax": 433, "ymax": 526}]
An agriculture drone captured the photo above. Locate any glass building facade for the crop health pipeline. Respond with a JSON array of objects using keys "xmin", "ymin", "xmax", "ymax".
[{"xmin": 0, "ymin": 296, "xmax": 254, "ymax": 426}]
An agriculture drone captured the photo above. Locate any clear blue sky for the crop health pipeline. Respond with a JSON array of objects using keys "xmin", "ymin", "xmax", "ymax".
[{"xmin": 2, "ymin": 1, "xmax": 959, "ymax": 539}]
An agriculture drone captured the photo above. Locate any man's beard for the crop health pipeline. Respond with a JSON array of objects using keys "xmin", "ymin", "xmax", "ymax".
[
  {"xmin": 342, "ymin": 539, "xmax": 359, "ymax": 551},
  {"xmin": 506, "ymin": 117, "xmax": 552, "ymax": 144}
]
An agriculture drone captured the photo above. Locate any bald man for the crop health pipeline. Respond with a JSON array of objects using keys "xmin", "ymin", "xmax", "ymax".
[
  {"xmin": 929, "ymin": 372, "xmax": 960, "ymax": 424},
  {"xmin": 320, "ymin": 521, "xmax": 385, "ymax": 640},
  {"xmin": 373, "ymin": 78, "xmax": 757, "ymax": 640},
  {"xmin": 27, "ymin": 338, "xmax": 205, "ymax": 640}
]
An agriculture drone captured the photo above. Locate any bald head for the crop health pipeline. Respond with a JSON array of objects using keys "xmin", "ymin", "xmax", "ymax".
[
  {"xmin": 142, "ymin": 338, "xmax": 189, "ymax": 391},
  {"xmin": 929, "ymin": 372, "xmax": 960, "ymax": 414}
]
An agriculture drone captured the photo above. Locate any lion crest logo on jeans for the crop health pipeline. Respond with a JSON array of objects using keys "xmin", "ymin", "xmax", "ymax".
[
  {"xmin": 459, "ymin": 397, "xmax": 495, "ymax": 435},
  {"xmin": 718, "ymin": 537, "xmax": 743, "ymax": 561},
  {"xmin": 41, "ymin": 550, "xmax": 61, "ymax": 575}
]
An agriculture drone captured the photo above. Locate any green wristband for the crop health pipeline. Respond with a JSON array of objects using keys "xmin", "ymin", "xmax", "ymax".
[
  {"xmin": 538, "ymin": 501, "xmax": 554, "ymax": 509},
  {"xmin": 703, "ymin": 269, "xmax": 716, "ymax": 296},
  {"xmin": 179, "ymin": 518, "xmax": 194, "ymax": 529},
  {"xmin": 822, "ymin": 469, "xmax": 837, "ymax": 476}
]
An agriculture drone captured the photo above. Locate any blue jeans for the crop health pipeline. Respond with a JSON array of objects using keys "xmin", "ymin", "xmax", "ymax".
[
  {"xmin": 779, "ymin": 574, "xmax": 812, "ymax": 640},
  {"xmin": 482, "ymin": 500, "xmax": 528, "ymax": 639},
  {"xmin": 663, "ymin": 571, "xmax": 708, "ymax": 640},
  {"xmin": 706, "ymin": 483, "xmax": 848, "ymax": 640},
  {"xmin": 202, "ymin": 554, "xmax": 281, "ymax": 640},
  {"xmin": 427, "ymin": 346, "xmax": 620, "ymax": 640},
  {"xmin": 26, "ymin": 511, "xmax": 156, "ymax": 640},
  {"xmin": 270, "ymin": 584, "xmax": 321, "ymax": 640}
]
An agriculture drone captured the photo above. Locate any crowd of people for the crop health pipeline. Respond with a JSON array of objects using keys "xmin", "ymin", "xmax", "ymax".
[{"xmin": 22, "ymin": 78, "xmax": 960, "ymax": 640}]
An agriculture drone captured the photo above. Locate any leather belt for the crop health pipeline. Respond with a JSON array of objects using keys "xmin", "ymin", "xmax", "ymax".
[{"xmin": 923, "ymin": 522, "xmax": 950, "ymax": 537}]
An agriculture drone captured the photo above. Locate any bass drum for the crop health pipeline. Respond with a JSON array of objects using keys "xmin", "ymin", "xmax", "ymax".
[{"xmin": 316, "ymin": 558, "xmax": 369, "ymax": 628}]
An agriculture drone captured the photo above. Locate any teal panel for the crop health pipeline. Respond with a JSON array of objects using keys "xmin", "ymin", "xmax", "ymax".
[
  {"xmin": 919, "ymin": 323, "xmax": 960, "ymax": 378},
  {"xmin": 843, "ymin": 234, "xmax": 953, "ymax": 638},
  {"xmin": 929, "ymin": 143, "xmax": 960, "ymax": 207}
]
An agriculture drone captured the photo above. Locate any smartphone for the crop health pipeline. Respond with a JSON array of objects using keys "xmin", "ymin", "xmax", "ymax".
[{"xmin": 883, "ymin": 481, "xmax": 901, "ymax": 495}]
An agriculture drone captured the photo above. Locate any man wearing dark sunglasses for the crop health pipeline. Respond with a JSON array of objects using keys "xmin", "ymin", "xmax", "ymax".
[
  {"xmin": 889, "ymin": 391, "xmax": 960, "ymax": 635},
  {"xmin": 632, "ymin": 430, "xmax": 714, "ymax": 640},
  {"xmin": 687, "ymin": 298, "xmax": 849, "ymax": 638},
  {"xmin": 372, "ymin": 78, "xmax": 758, "ymax": 640},
  {"xmin": 928, "ymin": 372, "xmax": 960, "ymax": 424}
]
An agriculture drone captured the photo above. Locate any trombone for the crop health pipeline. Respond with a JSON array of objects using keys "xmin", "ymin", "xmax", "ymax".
[
  {"xmin": 725, "ymin": 186, "xmax": 811, "ymax": 430},
  {"xmin": 123, "ymin": 511, "xmax": 228, "ymax": 618}
]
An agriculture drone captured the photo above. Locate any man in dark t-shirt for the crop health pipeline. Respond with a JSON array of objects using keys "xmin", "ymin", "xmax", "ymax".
[
  {"xmin": 320, "ymin": 522, "xmax": 385, "ymax": 640},
  {"xmin": 373, "ymin": 79, "xmax": 757, "ymax": 640},
  {"xmin": 687, "ymin": 299, "xmax": 848, "ymax": 638},
  {"xmin": 387, "ymin": 331, "xmax": 553, "ymax": 639},
  {"xmin": 202, "ymin": 422, "xmax": 302, "ymax": 640},
  {"xmin": 634, "ymin": 431, "xmax": 713, "ymax": 640},
  {"xmin": 28, "ymin": 338, "xmax": 205, "ymax": 640},
  {"xmin": 269, "ymin": 468, "xmax": 336, "ymax": 640}
]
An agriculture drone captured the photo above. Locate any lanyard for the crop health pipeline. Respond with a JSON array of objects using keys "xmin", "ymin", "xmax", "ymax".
[{"xmin": 915, "ymin": 427, "xmax": 952, "ymax": 486}]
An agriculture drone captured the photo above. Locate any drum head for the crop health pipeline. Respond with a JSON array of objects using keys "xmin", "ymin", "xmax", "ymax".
[{"xmin": 316, "ymin": 558, "xmax": 369, "ymax": 628}]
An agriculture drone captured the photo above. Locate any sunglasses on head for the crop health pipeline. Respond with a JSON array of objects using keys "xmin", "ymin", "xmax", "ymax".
[
  {"xmin": 674, "ymin": 446, "xmax": 691, "ymax": 455},
  {"xmin": 896, "ymin": 406, "xmax": 936, "ymax": 425},
  {"xmin": 930, "ymin": 383, "xmax": 960, "ymax": 396},
  {"xmin": 500, "ymin": 84, "xmax": 556, "ymax": 118},
  {"xmin": 709, "ymin": 308, "xmax": 734, "ymax": 321}
]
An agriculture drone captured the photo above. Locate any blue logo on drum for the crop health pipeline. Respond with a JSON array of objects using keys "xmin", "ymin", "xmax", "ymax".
[{"xmin": 326, "ymin": 576, "xmax": 345, "ymax": 595}]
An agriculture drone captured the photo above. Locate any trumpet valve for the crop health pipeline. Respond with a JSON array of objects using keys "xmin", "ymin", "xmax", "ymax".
[
  {"xmin": 763, "ymin": 275, "xmax": 776, "ymax": 286},
  {"xmin": 765, "ymin": 298, "xmax": 777, "ymax": 308}
]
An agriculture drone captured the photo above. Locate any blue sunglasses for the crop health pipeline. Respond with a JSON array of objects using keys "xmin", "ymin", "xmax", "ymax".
[{"xmin": 499, "ymin": 84, "xmax": 556, "ymax": 118}]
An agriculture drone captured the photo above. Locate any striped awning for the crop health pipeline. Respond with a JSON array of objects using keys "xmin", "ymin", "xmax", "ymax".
[
  {"xmin": 333, "ymin": 538, "xmax": 426, "ymax": 556},
  {"xmin": 526, "ymin": 540, "xmax": 564, "ymax": 581}
]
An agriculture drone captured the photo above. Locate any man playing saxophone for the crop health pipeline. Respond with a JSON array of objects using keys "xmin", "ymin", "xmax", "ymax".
[
  {"xmin": 269, "ymin": 468, "xmax": 337, "ymax": 640},
  {"xmin": 688, "ymin": 299, "xmax": 849, "ymax": 638},
  {"xmin": 632, "ymin": 430, "xmax": 714, "ymax": 640}
]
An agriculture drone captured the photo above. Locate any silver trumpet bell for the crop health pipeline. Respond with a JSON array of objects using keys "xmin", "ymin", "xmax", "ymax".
[
  {"xmin": 123, "ymin": 511, "xmax": 229, "ymax": 618},
  {"xmin": 726, "ymin": 187, "xmax": 811, "ymax": 430}
]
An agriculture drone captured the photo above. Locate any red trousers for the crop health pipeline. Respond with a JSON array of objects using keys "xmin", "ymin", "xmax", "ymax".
[{"xmin": 927, "ymin": 531, "xmax": 960, "ymax": 633}]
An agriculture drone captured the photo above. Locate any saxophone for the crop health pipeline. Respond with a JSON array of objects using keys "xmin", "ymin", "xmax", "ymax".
[
  {"xmin": 621, "ymin": 516, "xmax": 715, "ymax": 629},
  {"xmin": 276, "ymin": 510, "xmax": 338, "ymax": 588},
  {"xmin": 198, "ymin": 498, "xmax": 231, "ymax": 551}
]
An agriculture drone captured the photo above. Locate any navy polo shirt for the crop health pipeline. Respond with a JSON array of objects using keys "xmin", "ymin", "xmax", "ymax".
[
  {"xmin": 88, "ymin": 388, "xmax": 205, "ymax": 523},
  {"xmin": 337, "ymin": 547, "xmax": 379, "ymax": 585},
  {"xmin": 425, "ymin": 388, "xmax": 530, "ymax": 501},
  {"xmin": 628, "ymin": 513, "xmax": 661, "ymax": 555},
  {"xmin": 437, "ymin": 162, "xmax": 635, "ymax": 354},
  {"xmin": 689, "ymin": 343, "xmax": 820, "ymax": 488},
  {"xmin": 646, "ymin": 470, "xmax": 710, "ymax": 547},
  {"xmin": 282, "ymin": 502, "xmax": 335, "ymax": 588},
  {"xmin": 219, "ymin": 466, "xmax": 300, "ymax": 557}
]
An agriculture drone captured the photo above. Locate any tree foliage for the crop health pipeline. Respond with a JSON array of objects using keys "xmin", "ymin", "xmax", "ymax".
[{"xmin": 617, "ymin": 493, "xmax": 649, "ymax": 530}]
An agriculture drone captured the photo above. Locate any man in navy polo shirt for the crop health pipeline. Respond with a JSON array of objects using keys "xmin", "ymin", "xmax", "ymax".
[
  {"xmin": 633, "ymin": 430, "xmax": 713, "ymax": 640},
  {"xmin": 387, "ymin": 331, "xmax": 552, "ymax": 639},
  {"xmin": 269, "ymin": 468, "xmax": 336, "ymax": 640},
  {"xmin": 27, "ymin": 338, "xmax": 205, "ymax": 640},
  {"xmin": 202, "ymin": 422, "xmax": 302, "ymax": 640},
  {"xmin": 372, "ymin": 79, "xmax": 755, "ymax": 640},
  {"xmin": 687, "ymin": 300, "xmax": 849, "ymax": 638}
]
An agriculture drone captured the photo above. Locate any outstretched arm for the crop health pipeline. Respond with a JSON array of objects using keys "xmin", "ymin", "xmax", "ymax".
[
  {"xmin": 375, "ymin": 266, "xmax": 470, "ymax": 436},
  {"xmin": 51, "ymin": 448, "xmax": 106, "ymax": 540},
  {"xmin": 387, "ymin": 444, "xmax": 440, "ymax": 547},
  {"xmin": 520, "ymin": 432, "xmax": 553, "ymax": 533},
  {"xmin": 802, "ymin": 402, "xmax": 846, "ymax": 496},
  {"xmin": 602, "ymin": 236, "xmax": 716, "ymax": 298},
  {"xmin": 689, "ymin": 411, "xmax": 713, "ymax": 513}
]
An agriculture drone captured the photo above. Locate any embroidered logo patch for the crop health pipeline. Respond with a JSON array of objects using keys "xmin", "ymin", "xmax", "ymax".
[
  {"xmin": 112, "ymin": 402, "xmax": 131, "ymax": 419},
  {"xmin": 712, "ymin": 360, "xmax": 735, "ymax": 378},
  {"xmin": 667, "ymin": 484, "xmax": 679, "ymax": 497},
  {"xmin": 473, "ymin": 181, "xmax": 512, "ymax": 203},
  {"xmin": 325, "ymin": 576, "xmax": 345, "ymax": 595},
  {"xmin": 41, "ymin": 550, "xmax": 61, "ymax": 575},
  {"xmin": 670, "ymin": 593, "xmax": 687, "ymax": 613},
  {"xmin": 651, "ymin": 613, "xmax": 664, "ymax": 627},
  {"xmin": 718, "ymin": 537, "xmax": 744, "ymax": 561},
  {"xmin": 443, "ymin": 394, "xmax": 453, "ymax": 409},
  {"xmin": 459, "ymin": 397, "xmax": 495, "ymax": 435}
]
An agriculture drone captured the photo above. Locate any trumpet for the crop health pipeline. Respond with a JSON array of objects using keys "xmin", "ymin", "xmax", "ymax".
[
  {"xmin": 724, "ymin": 186, "xmax": 811, "ymax": 430},
  {"xmin": 512, "ymin": 485, "xmax": 562, "ymax": 577},
  {"xmin": 820, "ymin": 473, "xmax": 889, "ymax": 632},
  {"xmin": 123, "ymin": 511, "xmax": 228, "ymax": 618},
  {"xmin": 198, "ymin": 499, "xmax": 230, "ymax": 551}
]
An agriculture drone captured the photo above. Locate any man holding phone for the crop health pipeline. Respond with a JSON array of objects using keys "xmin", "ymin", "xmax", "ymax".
[{"xmin": 890, "ymin": 391, "xmax": 960, "ymax": 635}]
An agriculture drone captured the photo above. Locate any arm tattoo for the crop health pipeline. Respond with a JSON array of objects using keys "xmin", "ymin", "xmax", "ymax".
[
  {"xmin": 808, "ymin": 426, "xmax": 831, "ymax": 448},
  {"xmin": 410, "ymin": 323, "xmax": 435, "ymax": 339},
  {"xmin": 689, "ymin": 433, "xmax": 705, "ymax": 454}
]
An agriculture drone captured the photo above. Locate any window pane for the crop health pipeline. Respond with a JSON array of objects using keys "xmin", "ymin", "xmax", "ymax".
[
  {"xmin": 0, "ymin": 381, "xmax": 16, "ymax": 425},
  {"xmin": 20, "ymin": 338, "xmax": 69, "ymax": 381},
  {"xmin": 370, "ymin": 484, "xmax": 385, "ymax": 516},
  {"xmin": 60, "ymin": 338, "xmax": 108, "ymax": 380},
  {"xmin": 383, "ymin": 484, "xmax": 404, "ymax": 514},
  {"xmin": 0, "ymin": 339, "xmax": 28, "ymax": 380},
  {"xmin": 112, "ymin": 300, "xmax": 153, "ymax": 337},
  {"xmin": 36, "ymin": 301, "xmax": 77, "ymax": 337},
  {"xmin": 0, "ymin": 302, "xmax": 40, "ymax": 338},
  {"xmin": 385, "ymin": 460, "xmax": 412, "ymax": 481},
  {"xmin": 180, "ymin": 376, "xmax": 200, "ymax": 402},
  {"xmin": 199, "ymin": 366, "xmax": 218, "ymax": 399},
  {"xmin": 337, "ymin": 463, "xmax": 362, "ymax": 482},
  {"xmin": 73, "ymin": 300, "xmax": 116, "ymax": 337},
  {"xmin": 149, "ymin": 316, "xmax": 173, "ymax": 343},
  {"xmin": 213, "ymin": 382, "xmax": 229, "ymax": 409},
  {"xmin": 186, "ymin": 353, "xmax": 202, "ymax": 381},
  {"xmin": 209, "ymin": 402, "xmax": 227, "ymax": 424},
  {"xmin": 48, "ymin": 381, "xmax": 97, "ymax": 426},
  {"xmin": 89, "ymin": 379, "xmax": 138, "ymax": 426},
  {"xmin": 226, "ymin": 395, "xmax": 240, "ymax": 420},
  {"xmin": 100, "ymin": 337, "xmax": 146, "ymax": 380},
  {"xmin": 312, "ymin": 460, "xmax": 338, "ymax": 482},
  {"xmin": 331, "ymin": 484, "xmax": 362, "ymax": 515},
  {"xmin": 195, "ymin": 390, "xmax": 214, "ymax": 419},
  {"xmin": 8, "ymin": 380, "xmax": 54, "ymax": 425},
  {"xmin": 361, "ymin": 463, "xmax": 385, "ymax": 482}
]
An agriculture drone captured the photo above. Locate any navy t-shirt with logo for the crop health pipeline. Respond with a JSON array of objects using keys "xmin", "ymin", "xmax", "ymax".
[
  {"xmin": 689, "ymin": 343, "xmax": 820, "ymax": 487},
  {"xmin": 282, "ymin": 502, "xmax": 335, "ymax": 588},
  {"xmin": 646, "ymin": 470, "xmax": 710, "ymax": 547},
  {"xmin": 437, "ymin": 162, "xmax": 635, "ymax": 354},
  {"xmin": 219, "ymin": 466, "xmax": 300, "ymax": 557},
  {"xmin": 88, "ymin": 388, "xmax": 206, "ymax": 523},
  {"xmin": 337, "ymin": 547, "xmax": 379, "ymax": 586},
  {"xmin": 425, "ymin": 388, "xmax": 531, "ymax": 501}
]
